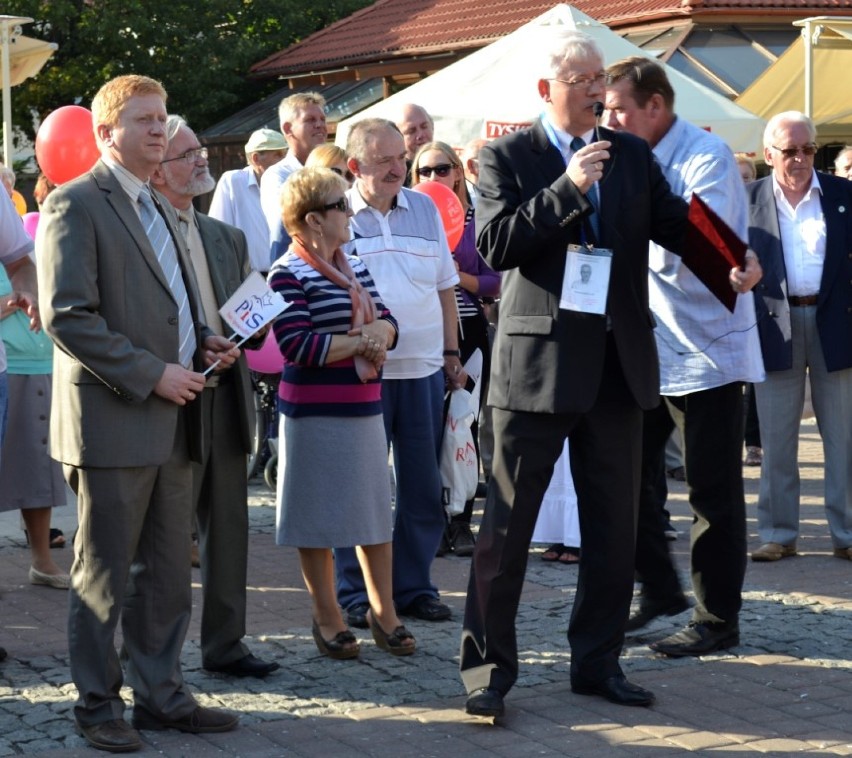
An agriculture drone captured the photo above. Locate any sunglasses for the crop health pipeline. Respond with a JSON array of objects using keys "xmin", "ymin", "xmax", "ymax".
[
  {"xmin": 416, "ymin": 163, "xmax": 454, "ymax": 178},
  {"xmin": 314, "ymin": 197, "xmax": 349, "ymax": 213},
  {"xmin": 330, "ymin": 166, "xmax": 355, "ymax": 182},
  {"xmin": 771, "ymin": 144, "xmax": 818, "ymax": 159}
]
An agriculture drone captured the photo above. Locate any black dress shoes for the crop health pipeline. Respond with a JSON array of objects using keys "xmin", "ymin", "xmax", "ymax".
[
  {"xmin": 400, "ymin": 595, "xmax": 452, "ymax": 621},
  {"xmin": 465, "ymin": 687, "xmax": 505, "ymax": 717},
  {"xmin": 625, "ymin": 594, "xmax": 691, "ymax": 632},
  {"xmin": 572, "ymin": 673, "xmax": 655, "ymax": 707},
  {"xmin": 204, "ymin": 653, "xmax": 280, "ymax": 678},
  {"xmin": 131, "ymin": 705, "xmax": 239, "ymax": 733},
  {"xmin": 345, "ymin": 602, "xmax": 371, "ymax": 629},
  {"xmin": 650, "ymin": 620, "xmax": 739, "ymax": 657},
  {"xmin": 76, "ymin": 719, "xmax": 142, "ymax": 753}
]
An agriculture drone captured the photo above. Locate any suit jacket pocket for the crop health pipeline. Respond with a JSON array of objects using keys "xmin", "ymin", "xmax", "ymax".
[{"xmin": 504, "ymin": 314, "xmax": 554, "ymax": 336}]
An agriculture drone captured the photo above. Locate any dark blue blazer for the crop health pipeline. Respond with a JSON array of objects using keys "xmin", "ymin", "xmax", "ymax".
[{"xmin": 748, "ymin": 174, "xmax": 852, "ymax": 373}]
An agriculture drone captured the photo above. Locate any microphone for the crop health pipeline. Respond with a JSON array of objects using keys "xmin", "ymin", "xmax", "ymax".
[{"xmin": 592, "ymin": 101, "xmax": 604, "ymax": 143}]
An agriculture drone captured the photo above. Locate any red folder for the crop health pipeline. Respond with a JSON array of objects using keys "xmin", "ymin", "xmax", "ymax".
[{"xmin": 683, "ymin": 193, "xmax": 747, "ymax": 313}]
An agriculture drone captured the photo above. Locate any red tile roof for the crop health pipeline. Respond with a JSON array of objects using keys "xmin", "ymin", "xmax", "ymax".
[{"xmin": 251, "ymin": 0, "xmax": 852, "ymax": 78}]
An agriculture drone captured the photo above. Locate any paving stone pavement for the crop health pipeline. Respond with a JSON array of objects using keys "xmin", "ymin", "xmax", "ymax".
[{"xmin": 1, "ymin": 418, "xmax": 851, "ymax": 756}]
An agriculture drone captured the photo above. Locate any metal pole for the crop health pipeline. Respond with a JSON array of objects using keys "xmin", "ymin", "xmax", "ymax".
[
  {"xmin": 802, "ymin": 19, "xmax": 814, "ymax": 119},
  {"xmin": 1, "ymin": 20, "xmax": 12, "ymax": 166}
]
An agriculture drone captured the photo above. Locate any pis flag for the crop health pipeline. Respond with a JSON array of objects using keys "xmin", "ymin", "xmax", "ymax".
[{"xmin": 218, "ymin": 271, "xmax": 289, "ymax": 341}]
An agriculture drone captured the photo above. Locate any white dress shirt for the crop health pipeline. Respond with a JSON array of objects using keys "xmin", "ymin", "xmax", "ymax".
[
  {"xmin": 208, "ymin": 166, "xmax": 270, "ymax": 272},
  {"xmin": 259, "ymin": 151, "xmax": 303, "ymax": 242}
]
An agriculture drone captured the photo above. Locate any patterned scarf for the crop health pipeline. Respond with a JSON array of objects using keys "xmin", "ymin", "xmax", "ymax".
[{"xmin": 291, "ymin": 237, "xmax": 378, "ymax": 382}]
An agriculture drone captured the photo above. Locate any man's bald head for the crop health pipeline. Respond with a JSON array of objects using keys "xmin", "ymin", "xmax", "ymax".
[{"xmin": 397, "ymin": 103, "xmax": 434, "ymax": 160}]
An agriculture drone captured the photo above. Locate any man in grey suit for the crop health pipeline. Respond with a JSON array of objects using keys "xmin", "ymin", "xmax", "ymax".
[
  {"xmin": 152, "ymin": 115, "xmax": 279, "ymax": 678},
  {"xmin": 38, "ymin": 75, "xmax": 240, "ymax": 753},
  {"xmin": 748, "ymin": 111, "xmax": 852, "ymax": 563}
]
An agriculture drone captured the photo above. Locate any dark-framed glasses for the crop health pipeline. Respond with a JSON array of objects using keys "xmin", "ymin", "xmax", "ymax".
[
  {"xmin": 161, "ymin": 146, "xmax": 208, "ymax": 165},
  {"xmin": 314, "ymin": 197, "xmax": 349, "ymax": 213},
  {"xmin": 771, "ymin": 144, "xmax": 818, "ymax": 159},
  {"xmin": 550, "ymin": 72, "xmax": 607, "ymax": 89},
  {"xmin": 330, "ymin": 166, "xmax": 355, "ymax": 182},
  {"xmin": 416, "ymin": 163, "xmax": 453, "ymax": 178}
]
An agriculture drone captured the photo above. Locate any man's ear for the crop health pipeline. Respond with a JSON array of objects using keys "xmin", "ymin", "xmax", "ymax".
[
  {"xmin": 346, "ymin": 156, "xmax": 360, "ymax": 177},
  {"xmin": 96, "ymin": 123, "xmax": 113, "ymax": 147},
  {"xmin": 150, "ymin": 164, "xmax": 166, "ymax": 188},
  {"xmin": 281, "ymin": 121, "xmax": 294, "ymax": 139},
  {"xmin": 537, "ymin": 79, "xmax": 551, "ymax": 102}
]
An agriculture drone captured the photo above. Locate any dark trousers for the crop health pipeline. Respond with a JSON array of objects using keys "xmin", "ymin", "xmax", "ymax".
[
  {"xmin": 635, "ymin": 382, "xmax": 747, "ymax": 624},
  {"xmin": 460, "ymin": 339, "xmax": 641, "ymax": 696}
]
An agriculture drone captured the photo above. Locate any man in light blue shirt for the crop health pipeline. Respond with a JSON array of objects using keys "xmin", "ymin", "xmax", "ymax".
[{"xmin": 604, "ymin": 57, "xmax": 764, "ymax": 657}]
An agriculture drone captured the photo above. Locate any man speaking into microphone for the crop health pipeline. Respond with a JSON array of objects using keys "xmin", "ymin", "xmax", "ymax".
[{"xmin": 460, "ymin": 31, "xmax": 694, "ymax": 718}]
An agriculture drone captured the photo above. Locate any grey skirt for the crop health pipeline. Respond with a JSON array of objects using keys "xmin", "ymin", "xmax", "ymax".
[
  {"xmin": 0, "ymin": 373, "xmax": 66, "ymax": 512},
  {"xmin": 275, "ymin": 413, "xmax": 392, "ymax": 548}
]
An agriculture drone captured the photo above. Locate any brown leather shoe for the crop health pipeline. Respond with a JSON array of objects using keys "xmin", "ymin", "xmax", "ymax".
[
  {"xmin": 131, "ymin": 705, "xmax": 238, "ymax": 733},
  {"xmin": 833, "ymin": 547, "xmax": 852, "ymax": 561},
  {"xmin": 751, "ymin": 542, "xmax": 797, "ymax": 562},
  {"xmin": 75, "ymin": 719, "xmax": 142, "ymax": 753}
]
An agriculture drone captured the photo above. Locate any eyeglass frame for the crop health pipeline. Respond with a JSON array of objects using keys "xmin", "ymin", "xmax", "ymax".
[
  {"xmin": 329, "ymin": 166, "xmax": 355, "ymax": 182},
  {"xmin": 770, "ymin": 144, "xmax": 818, "ymax": 159},
  {"xmin": 416, "ymin": 163, "xmax": 455, "ymax": 178},
  {"xmin": 312, "ymin": 197, "xmax": 349, "ymax": 214},
  {"xmin": 549, "ymin": 72, "xmax": 607, "ymax": 90},
  {"xmin": 161, "ymin": 146, "xmax": 209, "ymax": 165}
]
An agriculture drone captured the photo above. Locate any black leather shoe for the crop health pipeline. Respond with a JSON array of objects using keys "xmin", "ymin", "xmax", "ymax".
[
  {"xmin": 75, "ymin": 719, "xmax": 142, "ymax": 753},
  {"xmin": 345, "ymin": 602, "xmax": 370, "ymax": 629},
  {"xmin": 625, "ymin": 594, "xmax": 691, "ymax": 632},
  {"xmin": 131, "ymin": 705, "xmax": 238, "ymax": 733},
  {"xmin": 650, "ymin": 621, "xmax": 739, "ymax": 657},
  {"xmin": 572, "ymin": 673, "xmax": 655, "ymax": 707},
  {"xmin": 400, "ymin": 595, "xmax": 452, "ymax": 621},
  {"xmin": 465, "ymin": 687, "xmax": 504, "ymax": 717},
  {"xmin": 204, "ymin": 653, "xmax": 280, "ymax": 678}
]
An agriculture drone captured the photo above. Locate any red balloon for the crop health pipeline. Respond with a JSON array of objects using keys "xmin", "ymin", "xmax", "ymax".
[
  {"xmin": 35, "ymin": 106, "xmax": 100, "ymax": 185},
  {"xmin": 412, "ymin": 180, "xmax": 465, "ymax": 250}
]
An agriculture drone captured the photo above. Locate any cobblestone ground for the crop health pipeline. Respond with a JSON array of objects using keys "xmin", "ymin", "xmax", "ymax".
[{"xmin": 1, "ymin": 419, "xmax": 851, "ymax": 756}]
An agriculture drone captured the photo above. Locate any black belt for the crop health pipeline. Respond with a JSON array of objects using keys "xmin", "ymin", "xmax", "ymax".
[{"xmin": 788, "ymin": 295, "xmax": 818, "ymax": 307}]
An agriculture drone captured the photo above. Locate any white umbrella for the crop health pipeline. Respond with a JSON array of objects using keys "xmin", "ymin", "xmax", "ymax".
[{"xmin": 0, "ymin": 15, "xmax": 57, "ymax": 165}]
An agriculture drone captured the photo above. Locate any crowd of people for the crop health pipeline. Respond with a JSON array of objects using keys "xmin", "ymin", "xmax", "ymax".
[{"xmin": 1, "ymin": 25, "xmax": 850, "ymax": 753}]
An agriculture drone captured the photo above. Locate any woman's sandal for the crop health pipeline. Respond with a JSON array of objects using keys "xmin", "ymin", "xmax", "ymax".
[
  {"xmin": 368, "ymin": 610, "xmax": 416, "ymax": 657},
  {"xmin": 311, "ymin": 620, "xmax": 360, "ymax": 660},
  {"xmin": 558, "ymin": 547, "xmax": 580, "ymax": 564},
  {"xmin": 541, "ymin": 543, "xmax": 566, "ymax": 562}
]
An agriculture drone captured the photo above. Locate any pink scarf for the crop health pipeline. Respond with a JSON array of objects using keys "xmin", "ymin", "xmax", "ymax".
[{"xmin": 291, "ymin": 238, "xmax": 379, "ymax": 382}]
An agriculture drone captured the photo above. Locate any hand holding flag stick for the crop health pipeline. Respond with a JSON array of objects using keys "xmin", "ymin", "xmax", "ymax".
[{"xmin": 204, "ymin": 272, "xmax": 290, "ymax": 376}]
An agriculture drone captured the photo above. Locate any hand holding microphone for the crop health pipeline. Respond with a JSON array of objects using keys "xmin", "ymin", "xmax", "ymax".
[{"xmin": 566, "ymin": 101, "xmax": 609, "ymax": 194}]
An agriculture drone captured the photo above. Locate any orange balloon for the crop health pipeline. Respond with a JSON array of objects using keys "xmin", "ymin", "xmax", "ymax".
[
  {"xmin": 412, "ymin": 180, "xmax": 465, "ymax": 250},
  {"xmin": 11, "ymin": 189, "xmax": 26, "ymax": 216},
  {"xmin": 35, "ymin": 105, "xmax": 100, "ymax": 185}
]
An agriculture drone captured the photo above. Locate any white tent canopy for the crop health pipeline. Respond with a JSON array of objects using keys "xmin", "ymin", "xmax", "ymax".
[
  {"xmin": 335, "ymin": 3, "xmax": 765, "ymax": 155},
  {"xmin": 1, "ymin": 15, "xmax": 57, "ymax": 165}
]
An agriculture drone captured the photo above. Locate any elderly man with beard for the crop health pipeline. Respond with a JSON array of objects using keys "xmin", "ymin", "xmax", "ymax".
[{"xmin": 152, "ymin": 115, "xmax": 279, "ymax": 679}]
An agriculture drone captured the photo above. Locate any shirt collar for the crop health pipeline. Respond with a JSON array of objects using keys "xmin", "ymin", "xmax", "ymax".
[
  {"xmin": 541, "ymin": 113, "xmax": 595, "ymax": 155},
  {"xmin": 771, "ymin": 169, "xmax": 823, "ymax": 205},
  {"xmin": 348, "ymin": 184, "xmax": 405, "ymax": 214},
  {"xmin": 651, "ymin": 115, "xmax": 683, "ymax": 166},
  {"xmin": 101, "ymin": 154, "xmax": 148, "ymax": 202}
]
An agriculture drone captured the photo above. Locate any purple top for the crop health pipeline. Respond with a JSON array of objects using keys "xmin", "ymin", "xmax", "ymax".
[{"xmin": 453, "ymin": 215, "xmax": 500, "ymax": 311}]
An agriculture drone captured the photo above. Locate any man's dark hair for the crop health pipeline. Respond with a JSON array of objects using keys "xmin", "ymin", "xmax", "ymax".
[{"xmin": 606, "ymin": 57, "xmax": 675, "ymax": 111}]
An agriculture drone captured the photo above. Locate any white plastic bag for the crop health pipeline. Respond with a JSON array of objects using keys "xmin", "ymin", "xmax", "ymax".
[{"xmin": 440, "ymin": 350, "xmax": 483, "ymax": 516}]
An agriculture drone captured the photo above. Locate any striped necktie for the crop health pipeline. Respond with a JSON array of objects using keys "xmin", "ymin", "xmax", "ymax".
[
  {"xmin": 138, "ymin": 187, "xmax": 196, "ymax": 367},
  {"xmin": 570, "ymin": 136, "xmax": 600, "ymax": 240}
]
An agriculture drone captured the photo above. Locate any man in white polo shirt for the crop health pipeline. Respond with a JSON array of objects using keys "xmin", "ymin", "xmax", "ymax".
[{"xmin": 337, "ymin": 117, "xmax": 463, "ymax": 628}]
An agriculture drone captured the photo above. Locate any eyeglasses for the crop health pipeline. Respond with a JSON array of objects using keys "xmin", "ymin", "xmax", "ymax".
[
  {"xmin": 329, "ymin": 166, "xmax": 354, "ymax": 182},
  {"xmin": 416, "ymin": 163, "xmax": 454, "ymax": 178},
  {"xmin": 161, "ymin": 146, "xmax": 208, "ymax": 165},
  {"xmin": 771, "ymin": 144, "xmax": 818, "ymax": 159},
  {"xmin": 551, "ymin": 72, "xmax": 607, "ymax": 89},
  {"xmin": 313, "ymin": 197, "xmax": 349, "ymax": 213}
]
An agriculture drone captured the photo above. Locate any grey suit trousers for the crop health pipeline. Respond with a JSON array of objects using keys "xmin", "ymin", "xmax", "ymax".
[
  {"xmin": 66, "ymin": 411, "xmax": 197, "ymax": 726},
  {"xmin": 192, "ymin": 381, "xmax": 250, "ymax": 667},
  {"xmin": 755, "ymin": 306, "xmax": 852, "ymax": 548}
]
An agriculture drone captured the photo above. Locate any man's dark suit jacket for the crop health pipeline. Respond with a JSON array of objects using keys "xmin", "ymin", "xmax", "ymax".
[
  {"xmin": 747, "ymin": 173, "xmax": 852, "ymax": 373},
  {"xmin": 476, "ymin": 121, "xmax": 688, "ymax": 414},
  {"xmin": 195, "ymin": 212, "xmax": 254, "ymax": 454}
]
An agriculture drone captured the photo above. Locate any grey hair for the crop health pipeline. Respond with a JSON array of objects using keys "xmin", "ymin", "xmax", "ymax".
[
  {"xmin": 834, "ymin": 146, "xmax": 852, "ymax": 169},
  {"xmin": 278, "ymin": 92, "xmax": 326, "ymax": 127},
  {"xmin": 763, "ymin": 111, "xmax": 816, "ymax": 149},
  {"xmin": 0, "ymin": 164, "xmax": 15, "ymax": 190},
  {"xmin": 346, "ymin": 118, "xmax": 402, "ymax": 163},
  {"xmin": 540, "ymin": 30, "xmax": 604, "ymax": 79},
  {"xmin": 165, "ymin": 114, "xmax": 187, "ymax": 144}
]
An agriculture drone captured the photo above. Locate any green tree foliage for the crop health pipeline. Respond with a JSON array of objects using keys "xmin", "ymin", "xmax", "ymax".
[{"xmin": 4, "ymin": 0, "xmax": 371, "ymax": 141}]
